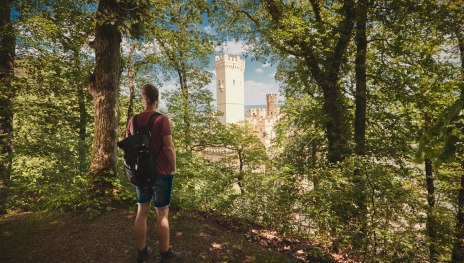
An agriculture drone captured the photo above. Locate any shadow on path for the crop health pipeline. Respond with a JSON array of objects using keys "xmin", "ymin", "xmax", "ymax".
[{"xmin": 0, "ymin": 208, "xmax": 303, "ymax": 263}]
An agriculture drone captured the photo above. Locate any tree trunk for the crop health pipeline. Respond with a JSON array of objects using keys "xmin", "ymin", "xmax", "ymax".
[
  {"xmin": 75, "ymin": 52, "xmax": 88, "ymax": 176},
  {"xmin": 311, "ymin": 141, "xmax": 320, "ymax": 188},
  {"xmin": 125, "ymin": 42, "xmax": 137, "ymax": 126},
  {"xmin": 354, "ymin": 0, "xmax": 367, "ymax": 157},
  {"xmin": 177, "ymin": 52, "xmax": 191, "ymax": 152},
  {"xmin": 0, "ymin": 0, "xmax": 15, "ymax": 215},
  {"xmin": 264, "ymin": 0, "xmax": 354, "ymax": 163},
  {"xmin": 453, "ymin": 161, "xmax": 464, "ymax": 262},
  {"xmin": 452, "ymin": 13, "xmax": 464, "ymax": 263},
  {"xmin": 87, "ymin": 0, "xmax": 122, "ymax": 201},
  {"xmin": 353, "ymin": 0, "xmax": 368, "ymax": 255},
  {"xmin": 425, "ymin": 159, "xmax": 438, "ymax": 262},
  {"xmin": 237, "ymin": 148, "xmax": 244, "ymax": 194},
  {"xmin": 320, "ymin": 81, "xmax": 349, "ymax": 164},
  {"xmin": 126, "ymin": 70, "xmax": 136, "ymax": 126}
]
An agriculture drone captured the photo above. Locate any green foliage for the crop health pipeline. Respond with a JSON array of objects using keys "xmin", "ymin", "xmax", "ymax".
[
  {"xmin": 5, "ymin": 1, "xmax": 464, "ymax": 262},
  {"xmin": 8, "ymin": 0, "xmax": 94, "ymax": 213}
]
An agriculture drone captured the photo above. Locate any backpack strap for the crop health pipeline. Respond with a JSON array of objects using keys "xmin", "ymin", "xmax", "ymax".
[
  {"xmin": 132, "ymin": 114, "xmax": 138, "ymax": 135},
  {"xmin": 141, "ymin": 112, "xmax": 161, "ymax": 135}
]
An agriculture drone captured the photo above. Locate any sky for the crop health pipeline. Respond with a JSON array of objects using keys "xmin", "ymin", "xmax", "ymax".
[
  {"xmin": 205, "ymin": 40, "xmax": 284, "ymax": 106},
  {"xmin": 160, "ymin": 39, "xmax": 283, "ymax": 107}
]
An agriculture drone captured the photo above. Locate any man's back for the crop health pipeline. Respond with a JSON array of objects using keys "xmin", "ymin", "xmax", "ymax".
[{"xmin": 126, "ymin": 111, "xmax": 172, "ymax": 175}]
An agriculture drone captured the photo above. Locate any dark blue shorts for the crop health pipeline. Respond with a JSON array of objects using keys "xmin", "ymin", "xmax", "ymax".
[{"xmin": 135, "ymin": 174, "xmax": 173, "ymax": 209}]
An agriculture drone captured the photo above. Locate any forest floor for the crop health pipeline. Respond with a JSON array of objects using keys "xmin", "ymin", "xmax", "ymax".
[{"xmin": 0, "ymin": 206, "xmax": 338, "ymax": 263}]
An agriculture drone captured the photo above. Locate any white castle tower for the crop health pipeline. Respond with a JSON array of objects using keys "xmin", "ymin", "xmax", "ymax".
[{"xmin": 215, "ymin": 54, "xmax": 245, "ymax": 124}]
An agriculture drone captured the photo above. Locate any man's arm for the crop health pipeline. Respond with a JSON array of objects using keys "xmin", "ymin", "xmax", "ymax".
[{"xmin": 162, "ymin": 135, "xmax": 176, "ymax": 174}]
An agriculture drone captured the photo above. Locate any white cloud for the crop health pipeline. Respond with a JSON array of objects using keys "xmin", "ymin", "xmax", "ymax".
[
  {"xmin": 215, "ymin": 40, "xmax": 251, "ymax": 55},
  {"xmin": 255, "ymin": 68, "xmax": 264, "ymax": 73},
  {"xmin": 204, "ymin": 25, "xmax": 214, "ymax": 35},
  {"xmin": 244, "ymin": 80, "xmax": 281, "ymax": 105},
  {"xmin": 268, "ymin": 72, "xmax": 275, "ymax": 78},
  {"xmin": 262, "ymin": 63, "xmax": 271, "ymax": 68}
]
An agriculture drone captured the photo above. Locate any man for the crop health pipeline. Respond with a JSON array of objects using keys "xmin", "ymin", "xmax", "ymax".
[{"xmin": 125, "ymin": 84, "xmax": 187, "ymax": 263}]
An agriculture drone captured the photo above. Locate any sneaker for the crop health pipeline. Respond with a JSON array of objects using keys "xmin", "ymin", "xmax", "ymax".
[
  {"xmin": 159, "ymin": 247, "xmax": 187, "ymax": 263},
  {"xmin": 137, "ymin": 245, "xmax": 152, "ymax": 263}
]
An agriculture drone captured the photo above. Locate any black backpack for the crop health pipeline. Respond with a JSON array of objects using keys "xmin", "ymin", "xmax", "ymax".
[{"xmin": 117, "ymin": 112, "xmax": 161, "ymax": 188}]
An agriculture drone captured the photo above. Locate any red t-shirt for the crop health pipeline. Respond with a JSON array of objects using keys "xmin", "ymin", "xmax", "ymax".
[{"xmin": 125, "ymin": 111, "xmax": 172, "ymax": 175}]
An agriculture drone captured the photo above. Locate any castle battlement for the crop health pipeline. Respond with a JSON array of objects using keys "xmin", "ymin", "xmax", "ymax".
[{"xmin": 215, "ymin": 54, "xmax": 245, "ymax": 71}]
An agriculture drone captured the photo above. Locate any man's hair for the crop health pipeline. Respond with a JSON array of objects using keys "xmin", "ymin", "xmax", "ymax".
[{"xmin": 142, "ymin": 83, "xmax": 159, "ymax": 105}]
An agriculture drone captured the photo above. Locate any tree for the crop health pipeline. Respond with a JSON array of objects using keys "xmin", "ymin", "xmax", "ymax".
[
  {"xmin": 86, "ymin": 0, "xmax": 123, "ymax": 201},
  {"xmin": 151, "ymin": 0, "xmax": 213, "ymax": 152},
  {"xmin": 414, "ymin": 0, "xmax": 463, "ymax": 261},
  {"xmin": 0, "ymin": 0, "xmax": 15, "ymax": 214},
  {"xmin": 216, "ymin": 124, "xmax": 267, "ymax": 194},
  {"xmin": 217, "ymin": 0, "xmax": 356, "ymax": 163}
]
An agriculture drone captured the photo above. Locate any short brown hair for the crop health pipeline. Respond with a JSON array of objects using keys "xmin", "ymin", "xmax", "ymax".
[{"xmin": 142, "ymin": 83, "xmax": 159, "ymax": 105}]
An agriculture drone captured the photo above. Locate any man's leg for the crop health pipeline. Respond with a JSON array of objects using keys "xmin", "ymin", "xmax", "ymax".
[
  {"xmin": 135, "ymin": 202, "xmax": 150, "ymax": 250},
  {"xmin": 156, "ymin": 207, "xmax": 170, "ymax": 252}
]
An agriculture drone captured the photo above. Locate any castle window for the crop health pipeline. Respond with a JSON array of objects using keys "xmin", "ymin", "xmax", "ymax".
[{"xmin": 233, "ymin": 80, "xmax": 235, "ymax": 85}]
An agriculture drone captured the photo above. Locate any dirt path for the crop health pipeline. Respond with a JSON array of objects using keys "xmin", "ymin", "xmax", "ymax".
[{"xmin": 0, "ymin": 207, "xmax": 304, "ymax": 263}]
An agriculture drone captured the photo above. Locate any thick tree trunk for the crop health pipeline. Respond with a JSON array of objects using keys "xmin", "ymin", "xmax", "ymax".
[
  {"xmin": 320, "ymin": 81, "xmax": 349, "ymax": 164},
  {"xmin": 87, "ymin": 0, "xmax": 121, "ymax": 200},
  {"xmin": 0, "ymin": 0, "xmax": 15, "ymax": 215},
  {"xmin": 425, "ymin": 159, "xmax": 438, "ymax": 262},
  {"xmin": 353, "ymin": 0, "xmax": 368, "ymax": 256}
]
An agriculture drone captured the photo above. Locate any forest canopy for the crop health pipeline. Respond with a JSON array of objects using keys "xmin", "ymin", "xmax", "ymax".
[{"xmin": 0, "ymin": 0, "xmax": 463, "ymax": 262}]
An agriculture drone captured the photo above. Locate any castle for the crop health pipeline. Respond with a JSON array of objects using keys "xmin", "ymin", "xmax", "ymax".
[
  {"xmin": 246, "ymin": 94, "xmax": 280, "ymax": 147},
  {"xmin": 215, "ymin": 54, "xmax": 245, "ymax": 124},
  {"xmin": 214, "ymin": 54, "xmax": 280, "ymax": 147}
]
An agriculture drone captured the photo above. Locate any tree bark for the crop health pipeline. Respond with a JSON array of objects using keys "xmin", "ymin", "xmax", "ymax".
[
  {"xmin": 237, "ymin": 148, "xmax": 244, "ymax": 194},
  {"xmin": 87, "ymin": 0, "xmax": 122, "ymax": 200},
  {"xmin": 0, "ymin": 0, "xmax": 15, "ymax": 215},
  {"xmin": 125, "ymin": 42, "xmax": 137, "ymax": 127},
  {"xmin": 452, "ymin": 9, "xmax": 464, "ymax": 262},
  {"xmin": 319, "ymin": 81, "xmax": 350, "ymax": 163},
  {"xmin": 452, "ymin": 161, "xmax": 464, "ymax": 263},
  {"xmin": 74, "ymin": 52, "xmax": 88, "ymax": 176},
  {"xmin": 424, "ymin": 159, "xmax": 438, "ymax": 262},
  {"xmin": 354, "ymin": 0, "xmax": 367, "ymax": 157},
  {"xmin": 177, "ymin": 53, "xmax": 191, "ymax": 152},
  {"xmin": 353, "ymin": 0, "xmax": 368, "ymax": 255},
  {"xmin": 311, "ymin": 141, "xmax": 320, "ymax": 188}
]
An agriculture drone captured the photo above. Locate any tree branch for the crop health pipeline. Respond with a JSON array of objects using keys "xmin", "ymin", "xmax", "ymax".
[
  {"xmin": 309, "ymin": 0, "xmax": 322, "ymax": 23},
  {"xmin": 327, "ymin": 0, "xmax": 356, "ymax": 79}
]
